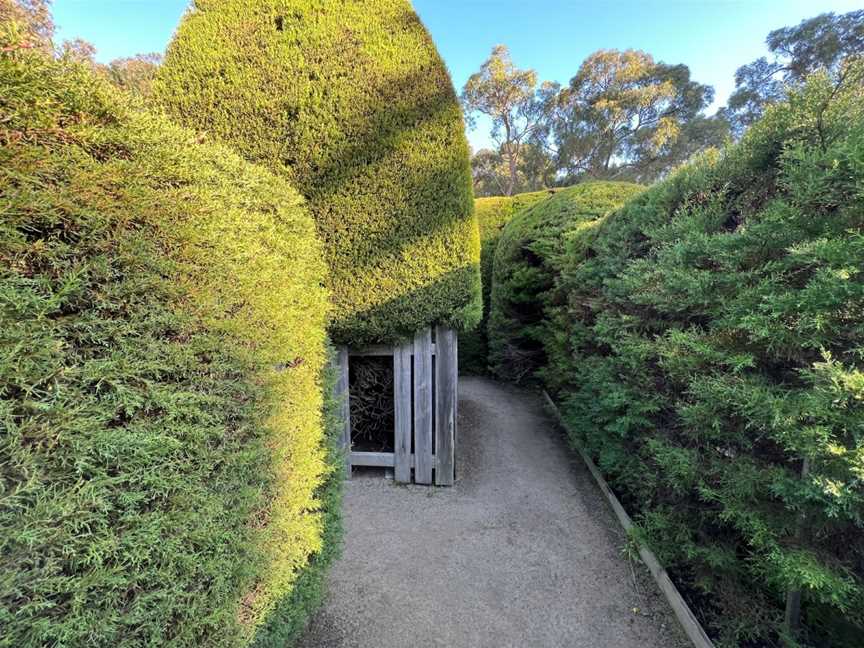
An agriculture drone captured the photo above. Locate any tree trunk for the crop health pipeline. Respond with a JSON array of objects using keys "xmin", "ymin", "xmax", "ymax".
[{"xmin": 506, "ymin": 149, "xmax": 518, "ymax": 196}]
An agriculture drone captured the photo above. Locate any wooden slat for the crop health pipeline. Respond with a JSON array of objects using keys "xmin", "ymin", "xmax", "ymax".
[
  {"xmin": 413, "ymin": 329, "xmax": 433, "ymax": 484},
  {"xmin": 351, "ymin": 452, "xmax": 437, "ymax": 470},
  {"xmin": 434, "ymin": 326, "xmax": 457, "ymax": 485},
  {"xmin": 350, "ymin": 343, "xmax": 436, "ymax": 357},
  {"xmin": 334, "ymin": 347, "xmax": 352, "ymax": 476},
  {"xmin": 350, "ymin": 451, "xmax": 395, "ymax": 468},
  {"xmin": 393, "ymin": 341, "xmax": 413, "ymax": 483},
  {"xmin": 543, "ymin": 391, "xmax": 715, "ymax": 648}
]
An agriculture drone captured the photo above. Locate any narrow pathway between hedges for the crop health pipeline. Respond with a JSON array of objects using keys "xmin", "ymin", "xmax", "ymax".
[{"xmin": 298, "ymin": 377, "xmax": 689, "ymax": 648}]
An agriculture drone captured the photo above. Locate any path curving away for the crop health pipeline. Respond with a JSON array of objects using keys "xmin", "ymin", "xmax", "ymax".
[{"xmin": 298, "ymin": 376, "xmax": 688, "ymax": 648}]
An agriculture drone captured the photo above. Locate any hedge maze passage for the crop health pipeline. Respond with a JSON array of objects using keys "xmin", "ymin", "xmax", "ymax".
[
  {"xmin": 489, "ymin": 65, "xmax": 864, "ymax": 647},
  {"xmin": 488, "ymin": 182, "xmax": 644, "ymax": 381},
  {"xmin": 4, "ymin": 2, "xmax": 864, "ymax": 647}
]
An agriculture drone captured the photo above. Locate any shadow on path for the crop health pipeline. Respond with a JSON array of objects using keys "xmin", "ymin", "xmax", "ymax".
[{"xmin": 298, "ymin": 377, "xmax": 688, "ymax": 648}]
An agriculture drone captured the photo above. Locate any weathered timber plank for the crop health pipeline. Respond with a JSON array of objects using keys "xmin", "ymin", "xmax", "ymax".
[
  {"xmin": 434, "ymin": 326, "xmax": 457, "ymax": 486},
  {"xmin": 350, "ymin": 452, "xmax": 436, "ymax": 470},
  {"xmin": 393, "ymin": 341, "xmax": 413, "ymax": 483},
  {"xmin": 349, "ymin": 343, "xmax": 436, "ymax": 357},
  {"xmin": 334, "ymin": 347, "xmax": 352, "ymax": 476},
  {"xmin": 413, "ymin": 329, "xmax": 433, "ymax": 484},
  {"xmin": 350, "ymin": 451, "xmax": 395, "ymax": 468}
]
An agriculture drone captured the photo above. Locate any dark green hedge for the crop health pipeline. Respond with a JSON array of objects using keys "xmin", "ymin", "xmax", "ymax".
[
  {"xmin": 0, "ymin": 32, "xmax": 339, "ymax": 647},
  {"xmin": 487, "ymin": 182, "xmax": 643, "ymax": 381},
  {"xmin": 154, "ymin": 0, "xmax": 481, "ymax": 346},
  {"xmin": 540, "ymin": 65, "xmax": 864, "ymax": 646},
  {"xmin": 460, "ymin": 190, "xmax": 557, "ymax": 373}
]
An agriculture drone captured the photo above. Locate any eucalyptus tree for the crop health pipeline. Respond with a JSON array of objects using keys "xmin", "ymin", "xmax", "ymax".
[
  {"xmin": 725, "ymin": 10, "xmax": 864, "ymax": 135},
  {"xmin": 461, "ymin": 45, "xmax": 554, "ymax": 196},
  {"xmin": 548, "ymin": 49, "xmax": 717, "ymax": 183}
]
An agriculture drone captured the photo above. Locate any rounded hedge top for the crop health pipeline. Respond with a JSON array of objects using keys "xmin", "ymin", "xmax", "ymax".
[
  {"xmin": 460, "ymin": 190, "xmax": 557, "ymax": 373},
  {"xmin": 1, "ymin": 34, "xmax": 331, "ymax": 645},
  {"xmin": 154, "ymin": 0, "xmax": 481, "ymax": 346},
  {"xmin": 488, "ymin": 182, "xmax": 643, "ymax": 379}
]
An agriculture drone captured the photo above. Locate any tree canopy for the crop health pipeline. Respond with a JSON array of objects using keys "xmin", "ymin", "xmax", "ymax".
[
  {"xmin": 724, "ymin": 10, "xmax": 864, "ymax": 135},
  {"xmin": 549, "ymin": 49, "xmax": 723, "ymax": 183},
  {"xmin": 461, "ymin": 45, "xmax": 553, "ymax": 196},
  {"xmin": 462, "ymin": 47, "xmax": 727, "ymax": 194}
]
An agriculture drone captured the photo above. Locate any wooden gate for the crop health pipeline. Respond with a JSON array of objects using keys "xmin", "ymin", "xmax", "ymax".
[{"xmin": 333, "ymin": 326, "xmax": 457, "ymax": 486}]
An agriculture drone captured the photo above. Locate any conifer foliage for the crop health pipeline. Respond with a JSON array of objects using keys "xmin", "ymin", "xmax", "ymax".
[
  {"xmin": 460, "ymin": 189, "xmax": 556, "ymax": 373},
  {"xmin": 535, "ymin": 64, "xmax": 864, "ymax": 645},
  {"xmin": 0, "ymin": 26, "xmax": 336, "ymax": 647},
  {"xmin": 487, "ymin": 182, "xmax": 643, "ymax": 381},
  {"xmin": 155, "ymin": 0, "xmax": 481, "ymax": 346}
]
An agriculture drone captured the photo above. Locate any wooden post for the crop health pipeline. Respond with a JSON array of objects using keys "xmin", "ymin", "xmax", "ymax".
[
  {"xmin": 413, "ymin": 329, "xmax": 433, "ymax": 484},
  {"xmin": 434, "ymin": 326, "xmax": 457, "ymax": 485},
  {"xmin": 393, "ymin": 341, "xmax": 413, "ymax": 483},
  {"xmin": 334, "ymin": 347, "xmax": 352, "ymax": 476}
]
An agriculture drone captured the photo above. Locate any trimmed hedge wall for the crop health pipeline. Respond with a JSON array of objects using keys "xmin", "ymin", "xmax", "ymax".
[
  {"xmin": 154, "ymin": 0, "xmax": 481, "ymax": 346},
  {"xmin": 460, "ymin": 190, "xmax": 557, "ymax": 374},
  {"xmin": 0, "ymin": 35, "xmax": 339, "ymax": 647},
  {"xmin": 487, "ymin": 182, "xmax": 643, "ymax": 381},
  {"xmin": 538, "ymin": 66, "xmax": 864, "ymax": 646}
]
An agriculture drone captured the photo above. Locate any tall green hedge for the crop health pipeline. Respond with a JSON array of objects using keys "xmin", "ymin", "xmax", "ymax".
[
  {"xmin": 540, "ymin": 65, "xmax": 864, "ymax": 646},
  {"xmin": 460, "ymin": 190, "xmax": 557, "ymax": 373},
  {"xmin": 0, "ymin": 30, "xmax": 338, "ymax": 647},
  {"xmin": 154, "ymin": 0, "xmax": 481, "ymax": 346},
  {"xmin": 487, "ymin": 182, "xmax": 643, "ymax": 381}
]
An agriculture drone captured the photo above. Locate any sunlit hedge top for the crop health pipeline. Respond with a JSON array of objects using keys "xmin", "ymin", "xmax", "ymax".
[
  {"xmin": 488, "ymin": 182, "xmax": 643, "ymax": 379},
  {"xmin": 459, "ymin": 190, "xmax": 556, "ymax": 373},
  {"xmin": 0, "ymin": 29, "xmax": 331, "ymax": 645},
  {"xmin": 154, "ymin": 0, "xmax": 481, "ymax": 345}
]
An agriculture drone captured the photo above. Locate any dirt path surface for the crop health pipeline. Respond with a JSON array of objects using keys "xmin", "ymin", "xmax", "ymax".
[{"xmin": 298, "ymin": 376, "xmax": 688, "ymax": 648}]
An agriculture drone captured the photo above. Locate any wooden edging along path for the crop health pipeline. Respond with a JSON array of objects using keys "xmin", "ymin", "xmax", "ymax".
[{"xmin": 542, "ymin": 391, "xmax": 715, "ymax": 648}]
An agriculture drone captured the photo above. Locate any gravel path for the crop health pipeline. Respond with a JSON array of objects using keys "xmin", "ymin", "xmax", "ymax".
[{"xmin": 298, "ymin": 376, "xmax": 688, "ymax": 648}]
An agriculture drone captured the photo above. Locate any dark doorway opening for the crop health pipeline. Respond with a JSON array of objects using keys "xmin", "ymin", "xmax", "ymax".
[{"xmin": 349, "ymin": 355, "xmax": 395, "ymax": 453}]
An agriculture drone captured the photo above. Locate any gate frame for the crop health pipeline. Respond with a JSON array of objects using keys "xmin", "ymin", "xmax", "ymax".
[{"xmin": 333, "ymin": 326, "xmax": 457, "ymax": 486}]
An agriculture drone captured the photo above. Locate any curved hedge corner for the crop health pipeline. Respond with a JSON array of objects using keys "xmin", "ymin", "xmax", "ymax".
[
  {"xmin": 460, "ymin": 190, "xmax": 557, "ymax": 373},
  {"xmin": 542, "ymin": 65, "xmax": 864, "ymax": 646},
  {"xmin": 0, "ymin": 36, "xmax": 337, "ymax": 647},
  {"xmin": 487, "ymin": 182, "xmax": 643, "ymax": 381},
  {"xmin": 154, "ymin": 0, "xmax": 481, "ymax": 346}
]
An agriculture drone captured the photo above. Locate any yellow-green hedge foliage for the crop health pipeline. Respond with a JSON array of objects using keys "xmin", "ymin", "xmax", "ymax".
[
  {"xmin": 0, "ymin": 28, "xmax": 334, "ymax": 646},
  {"xmin": 488, "ymin": 182, "xmax": 643, "ymax": 380},
  {"xmin": 461, "ymin": 190, "xmax": 557, "ymax": 373},
  {"xmin": 154, "ymin": 0, "xmax": 481, "ymax": 346}
]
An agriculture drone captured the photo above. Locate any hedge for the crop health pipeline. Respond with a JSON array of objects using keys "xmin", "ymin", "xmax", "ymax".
[
  {"xmin": 459, "ymin": 190, "xmax": 557, "ymax": 373},
  {"xmin": 487, "ymin": 182, "xmax": 643, "ymax": 381},
  {"xmin": 538, "ymin": 64, "xmax": 864, "ymax": 646},
  {"xmin": 154, "ymin": 0, "xmax": 481, "ymax": 347},
  {"xmin": 0, "ymin": 30, "xmax": 339, "ymax": 647}
]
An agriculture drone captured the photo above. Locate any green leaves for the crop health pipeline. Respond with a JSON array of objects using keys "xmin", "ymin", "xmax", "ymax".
[
  {"xmin": 1, "ymin": 35, "xmax": 336, "ymax": 647},
  {"xmin": 155, "ymin": 0, "xmax": 480, "ymax": 346},
  {"xmin": 528, "ymin": 64, "xmax": 864, "ymax": 645}
]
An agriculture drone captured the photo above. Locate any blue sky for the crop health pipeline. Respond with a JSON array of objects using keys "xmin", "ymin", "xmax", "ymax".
[{"xmin": 53, "ymin": 0, "xmax": 861, "ymax": 151}]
